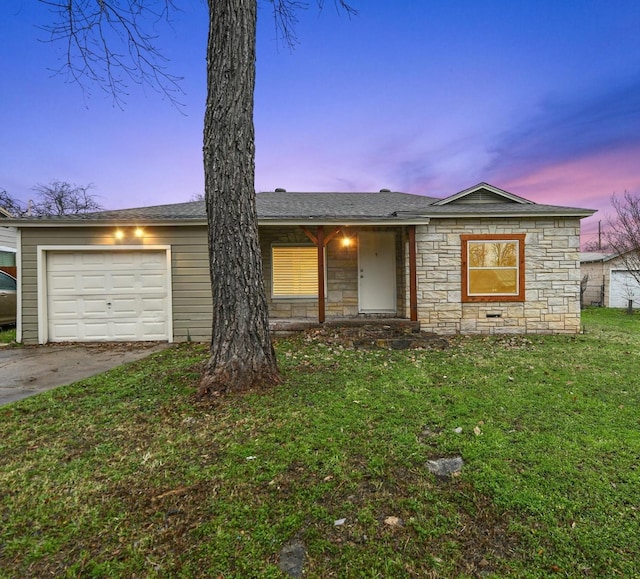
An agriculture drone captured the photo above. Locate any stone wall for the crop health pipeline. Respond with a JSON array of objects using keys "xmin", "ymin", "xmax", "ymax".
[{"xmin": 413, "ymin": 217, "xmax": 583, "ymax": 335}]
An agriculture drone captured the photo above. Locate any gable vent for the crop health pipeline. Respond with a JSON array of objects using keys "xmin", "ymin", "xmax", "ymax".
[{"xmin": 453, "ymin": 189, "xmax": 516, "ymax": 204}]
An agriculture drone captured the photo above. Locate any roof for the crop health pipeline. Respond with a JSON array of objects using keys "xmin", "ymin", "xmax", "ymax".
[
  {"xmin": 256, "ymin": 191, "xmax": 440, "ymax": 220},
  {"xmin": 580, "ymin": 252, "xmax": 611, "ymax": 263},
  {"xmin": 6, "ymin": 182, "xmax": 596, "ymax": 227},
  {"xmin": 580, "ymin": 250, "xmax": 639, "ymax": 263}
]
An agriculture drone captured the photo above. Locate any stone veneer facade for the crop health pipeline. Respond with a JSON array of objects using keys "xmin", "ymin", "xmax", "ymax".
[{"xmin": 412, "ymin": 217, "xmax": 583, "ymax": 335}]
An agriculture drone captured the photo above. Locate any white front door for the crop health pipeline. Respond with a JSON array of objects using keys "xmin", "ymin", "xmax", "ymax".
[
  {"xmin": 358, "ymin": 231, "xmax": 397, "ymax": 313},
  {"xmin": 46, "ymin": 250, "xmax": 170, "ymax": 342}
]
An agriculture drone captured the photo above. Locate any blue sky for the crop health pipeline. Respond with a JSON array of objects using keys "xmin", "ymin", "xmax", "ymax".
[{"xmin": 1, "ymin": 0, "xmax": 639, "ymax": 245}]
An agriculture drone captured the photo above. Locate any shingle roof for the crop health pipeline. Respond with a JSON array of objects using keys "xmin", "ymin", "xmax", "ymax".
[
  {"xmin": 256, "ymin": 191, "xmax": 440, "ymax": 219},
  {"xmin": 7, "ymin": 186, "xmax": 596, "ymax": 225}
]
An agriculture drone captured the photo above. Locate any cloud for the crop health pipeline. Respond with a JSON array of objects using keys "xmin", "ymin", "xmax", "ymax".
[{"xmin": 485, "ymin": 75, "xmax": 640, "ymax": 182}]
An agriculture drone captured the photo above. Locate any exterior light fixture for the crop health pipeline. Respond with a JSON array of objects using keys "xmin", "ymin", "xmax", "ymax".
[
  {"xmin": 134, "ymin": 227, "xmax": 144, "ymax": 238},
  {"xmin": 341, "ymin": 236, "xmax": 353, "ymax": 248},
  {"xmin": 114, "ymin": 229, "xmax": 125, "ymax": 240}
]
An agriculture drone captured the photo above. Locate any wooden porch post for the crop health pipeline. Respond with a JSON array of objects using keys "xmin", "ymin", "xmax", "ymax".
[
  {"xmin": 409, "ymin": 225, "xmax": 418, "ymax": 322},
  {"xmin": 317, "ymin": 226, "xmax": 325, "ymax": 323}
]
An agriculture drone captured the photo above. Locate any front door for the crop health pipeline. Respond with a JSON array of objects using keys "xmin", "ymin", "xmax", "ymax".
[{"xmin": 358, "ymin": 231, "xmax": 396, "ymax": 313}]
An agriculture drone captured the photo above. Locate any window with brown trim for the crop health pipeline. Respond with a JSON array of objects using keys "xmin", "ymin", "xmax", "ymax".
[{"xmin": 461, "ymin": 234, "xmax": 525, "ymax": 302}]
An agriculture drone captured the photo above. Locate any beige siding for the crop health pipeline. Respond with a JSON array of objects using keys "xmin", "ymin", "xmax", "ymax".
[
  {"xmin": 18, "ymin": 226, "xmax": 212, "ymax": 344},
  {"xmin": 581, "ymin": 261, "xmax": 606, "ymax": 306},
  {"xmin": 0, "ymin": 226, "xmax": 16, "ymax": 249},
  {"xmin": 414, "ymin": 217, "xmax": 583, "ymax": 335},
  {"xmin": 581, "ymin": 255, "xmax": 638, "ymax": 308}
]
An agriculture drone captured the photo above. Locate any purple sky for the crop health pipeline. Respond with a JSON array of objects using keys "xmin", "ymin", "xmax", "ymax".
[{"xmin": 2, "ymin": 1, "xmax": 639, "ymax": 246}]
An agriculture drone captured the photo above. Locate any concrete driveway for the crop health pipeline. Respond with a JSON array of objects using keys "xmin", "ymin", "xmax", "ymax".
[{"xmin": 0, "ymin": 342, "xmax": 170, "ymax": 406}]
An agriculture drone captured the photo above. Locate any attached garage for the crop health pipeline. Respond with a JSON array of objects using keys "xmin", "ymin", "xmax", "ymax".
[
  {"xmin": 41, "ymin": 247, "xmax": 172, "ymax": 343},
  {"xmin": 609, "ymin": 269, "xmax": 640, "ymax": 308}
]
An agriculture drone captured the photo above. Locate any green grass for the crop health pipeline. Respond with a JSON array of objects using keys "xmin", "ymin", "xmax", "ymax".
[
  {"xmin": 0, "ymin": 327, "xmax": 16, "ymax": 344},
  {"xmin": 1, "ymin": 308, "xmax": 639, "ymax": 577}
]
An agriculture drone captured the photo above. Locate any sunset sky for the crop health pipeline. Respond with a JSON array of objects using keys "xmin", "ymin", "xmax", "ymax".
[{"xmin": 1, "ymin": 0, "xmax": 639, "ymax": 245}]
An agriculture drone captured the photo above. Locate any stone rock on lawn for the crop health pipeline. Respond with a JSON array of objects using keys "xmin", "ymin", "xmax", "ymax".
[
  {"xmin": 427, "ymin": 456, "xmax": 464, "ymax": 479},
  {"xmin": 278, "ymin": 540, "xmax": 306, "ymax": 578}
]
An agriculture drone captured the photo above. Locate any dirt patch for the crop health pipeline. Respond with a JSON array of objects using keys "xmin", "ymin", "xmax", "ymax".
[{"xmin": 301, "ymin": 323, "xmax": 451, "ymax": 350}]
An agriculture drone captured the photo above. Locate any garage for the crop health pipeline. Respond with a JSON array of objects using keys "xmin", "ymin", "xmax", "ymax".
[
  {"xmin": 46, "ymin": 249, "xmax": 171, "ymax": 342},
  {"xmin": 609, "ymin": 269, "xmax": 640, "ymax": 308}
]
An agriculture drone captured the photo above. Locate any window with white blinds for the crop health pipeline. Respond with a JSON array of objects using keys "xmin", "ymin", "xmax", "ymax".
[{"xmin": 272, "ymin": 245, "xmax": 318, "ymax": 297}]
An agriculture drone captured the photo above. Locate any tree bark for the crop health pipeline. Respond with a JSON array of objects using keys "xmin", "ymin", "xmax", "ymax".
[{"xmin": 199, "ymin": 0, "xmax": 280, "ymax": 396}]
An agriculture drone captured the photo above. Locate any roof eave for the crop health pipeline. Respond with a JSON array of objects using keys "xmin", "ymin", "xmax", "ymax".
[
  {"xmin": 423, "ymin": 210, "xmax": 597, "ymax": 219},
  {"xmin": 8, "ymin": 218, "xmax": 210, "ymax": 227},
  {"xmin": 9, "ymin": 216, "xmax": 433, "ymax": 227},
  {"xmin": 258, "ymin": 217, "xmax": 431, "ymax": 226}
]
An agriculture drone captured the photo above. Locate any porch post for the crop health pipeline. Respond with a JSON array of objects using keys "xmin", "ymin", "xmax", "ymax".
[
  {"xmin": 317, "ymin": 226, "xmax": 325, "ymax": 323},
  {"xmin": 409, "ymin": 225, "xmax": 418, "ymax": 322}
]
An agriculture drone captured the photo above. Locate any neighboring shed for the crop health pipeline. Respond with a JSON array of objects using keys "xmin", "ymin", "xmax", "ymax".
[
  {"xmin": 7, "ymin": 182, "xmax": 595, "ymax": 344},
  {"xmin": 0, "ymin": 207, "xmax": 17, "ymax": 276},
  {"xmin": 581, "ymin": 251, "xmax": 640, "ymax": 308}
]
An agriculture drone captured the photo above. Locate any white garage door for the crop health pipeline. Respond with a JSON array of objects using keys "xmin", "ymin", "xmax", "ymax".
[
  {"xmin": 609, "ymin": 270, "xmax": 640, "ymax": 308},
  {"xmin": 47, "ymin": 250, "xmax": 170, "ymax": 342}
]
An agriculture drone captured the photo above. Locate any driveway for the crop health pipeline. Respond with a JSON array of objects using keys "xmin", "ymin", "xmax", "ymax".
[{"xmin": 0, "ymin": 342, "xmax": 170, "ymax": 406}]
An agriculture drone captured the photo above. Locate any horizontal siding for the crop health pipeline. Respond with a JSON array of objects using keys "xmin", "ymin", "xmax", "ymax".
[
  {"xmin": 18, "ymin": 226, "xmax": 213, "ymax": 344},
  {"xmin": 0, "ymin": 226, "xmax": 17, "ymax": 249}
]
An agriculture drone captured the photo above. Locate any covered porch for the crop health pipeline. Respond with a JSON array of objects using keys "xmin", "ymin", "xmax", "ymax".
[{"xmin": 259, "ymin": 224, "xmax": 419, "ymax": 325}]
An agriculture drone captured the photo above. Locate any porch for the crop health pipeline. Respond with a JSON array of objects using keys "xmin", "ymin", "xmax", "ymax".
[{"xmin": 260, "ymin": 225, "xmax": 419, "ymax": 324}]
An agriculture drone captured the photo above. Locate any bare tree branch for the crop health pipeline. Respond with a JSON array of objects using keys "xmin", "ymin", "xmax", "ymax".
[
  {"xmin": 0, "ymin": 189, "xmax": 27, "ymax": 217},
  {"xmin": 267, "ymin": 0, "xmax": 358, "ymax": 49},
  {"xmin": 606, "ymin": 190, "xmax": 640, "ymax": 287},
  {"xmin": 37, "ymin": 0, "xmax": 185, "ymax": 108},
  {"xmin": 36, "ymin": 1, "xmax": 357, "ymax": 103}
]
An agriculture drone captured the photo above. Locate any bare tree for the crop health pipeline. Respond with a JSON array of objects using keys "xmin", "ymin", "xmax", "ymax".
[
  {"xmin": 35, "ymin": 0, "xmax": 357, "ymax": 396},
  {"xmin": 582, "ymin": 238, "xmax": 610, "ymax": 253},
  {"xmin": 0, "ymin": 189, "xmax": 25, "ymax": 217},
  {"xmin": 1, "ymin": 182, "xmax": 102, "ymax": 216},
  {"xmin": 31, "ymin": 181, "xmax": 103, "ymax": 216},
  {"xmin": 606, "ymin": 191, "xmax": 640, "ymax": 287}
]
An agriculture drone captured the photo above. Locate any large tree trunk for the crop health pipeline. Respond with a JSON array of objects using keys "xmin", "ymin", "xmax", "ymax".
[{"xmin": 199, "ymin": 0, "xmax": 280, "ymax": 396}]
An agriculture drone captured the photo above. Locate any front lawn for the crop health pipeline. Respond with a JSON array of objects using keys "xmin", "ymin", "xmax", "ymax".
[{"xmin": 1, "ymin": 308, "xmax": 639, "ymax": 577}]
